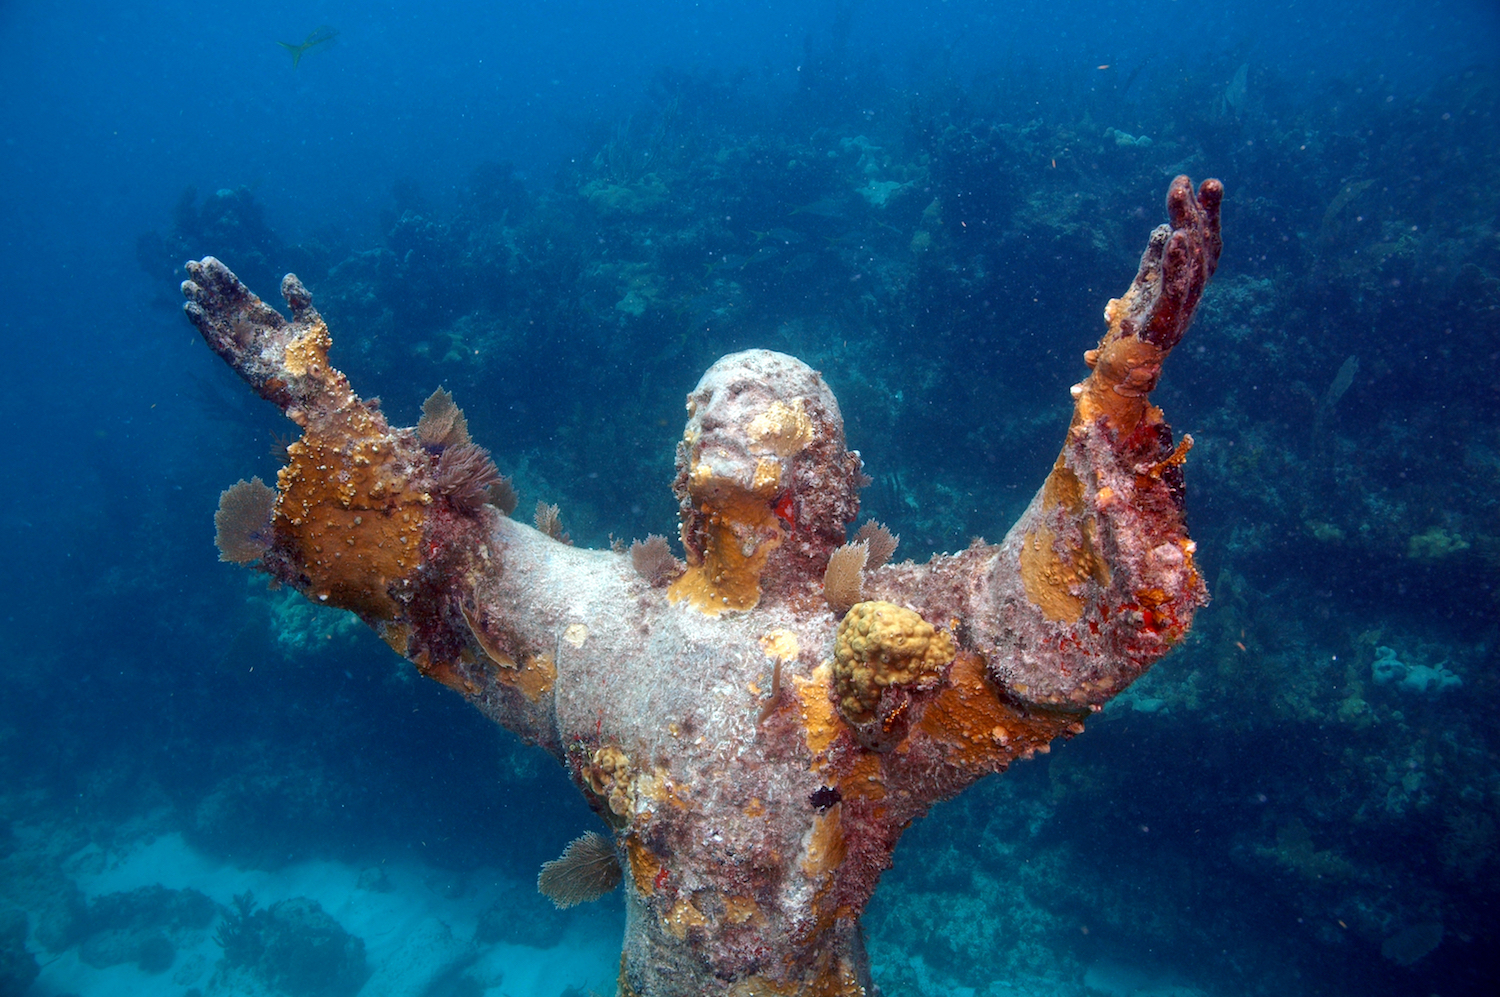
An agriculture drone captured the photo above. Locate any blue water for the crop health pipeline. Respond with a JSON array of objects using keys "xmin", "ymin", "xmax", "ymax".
[{"xmin": 3, "ymin": 1, "xmax": 1498, "ymax": 995}]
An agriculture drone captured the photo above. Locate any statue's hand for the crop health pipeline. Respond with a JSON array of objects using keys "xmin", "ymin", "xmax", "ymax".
[
  {"xmin": 1076, "ymin": 176, "xmax": 1222, "ymax": 435},
  {"xmin": 1132, "ymin": 176, "xmax": 1223, "ymax": 352},
  {"xmin": 182, "ymin": 257, "xmax": 287, "ymax": 363},
  {"xmin": 182, "ymin": 257, "xmax": 333, "ymax": 414}
]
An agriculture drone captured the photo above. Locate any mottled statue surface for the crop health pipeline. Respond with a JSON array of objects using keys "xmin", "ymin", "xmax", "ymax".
[{"xmin": 188, "ymin": 175, "xmax": 1222, "ymax": 996}]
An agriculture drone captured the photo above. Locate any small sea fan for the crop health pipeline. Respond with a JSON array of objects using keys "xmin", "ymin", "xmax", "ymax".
[
  {"xmin": 630, "ymin": 534, "xmax": 682, "ymax": 586},
  {"xmin": 823, "ymin": 541, "xmax": 868, "ymax": 614},
  {"xmin": 534, "ymin": 501, "xmax": 568, "ymax": 542},
  {"xmin": 417, "ymin": 386, "xmax": 470, "ymax": 449},
  {"xmin": 537, "ymin": 830, "xmax": 621, "ymax": 909},
  {"xmin": 487, "ymin": 476, "xmax": 519, "ymax": 516},
  {"xmin": 215, "ymin": 478, "xmax": 277, "ymax": 564},
  {"xmin": 435, "ymin": 443, "xmax": 500, "ymax": 514},
  {"xmin": 853, "ymin": 520, "xmax": 899, "ymax": 569}
]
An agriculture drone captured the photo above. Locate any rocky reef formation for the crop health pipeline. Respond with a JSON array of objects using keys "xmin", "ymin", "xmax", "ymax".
[{"xmin": 184, "ymin": 175, "xmax": 1220, "ymax": 995}]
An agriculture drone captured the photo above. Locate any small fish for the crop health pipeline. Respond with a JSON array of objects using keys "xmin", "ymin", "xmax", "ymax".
[
  {"xmin": 707, "ymin": 249, "xmax": 778, "ymax": 274},
  {"xmin": 791, "ymin": 196, "xmax": 849, "ymax": 219},
  {"xmin": 753, "ymin": 227, "xmax": 806, "ymax": 245},
  {"xmin": 278, "ymin": 25, "xmax": 338, "ymax": 69},
  {"xmin": 706, "ymin": 253, "xmax": 750, "ymax": 274},
  {"xmin": 716, "ymin": 246, "xmax": 781, "ymax": 273}
]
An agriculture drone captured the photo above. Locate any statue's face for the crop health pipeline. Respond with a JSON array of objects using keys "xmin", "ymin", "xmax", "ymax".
[
  {"xmin": 676, "ymin": 348, "xmax": 846, "ymax": 534},
  {"xmin": 667, "ymin": 348, "xmax": 859, "ymax": 614}
]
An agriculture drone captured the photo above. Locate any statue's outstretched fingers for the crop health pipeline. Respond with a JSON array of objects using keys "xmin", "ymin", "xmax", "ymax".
[
  {"xmin": 182, "ymin": 257, "xmax": 288, "ymax": 366},
  {"xmin": 182, "ymin": 258, "xmax": 337, "ymax": 414},
  {"xmin": 281, "ymin": 273, "xmax": 319, "ymax": 323},
  {"xmin": 1144, "ymin": 176, "xmax": 1224, "ymax": 350}
]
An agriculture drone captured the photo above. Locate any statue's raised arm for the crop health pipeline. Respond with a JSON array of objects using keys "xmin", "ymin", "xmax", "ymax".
[{"xmin": 186, "ymin": 175, "xmax": 1222, "ymax": 997}]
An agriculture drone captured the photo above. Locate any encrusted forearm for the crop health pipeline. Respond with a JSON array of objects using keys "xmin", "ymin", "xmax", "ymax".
[
  {"xmin": 980, "ymin": 176, "xmax": 1221, "ymax": 707},
  {"xmin": 187, "ymin": 257, "xmax": 560, "ymax": 742}
]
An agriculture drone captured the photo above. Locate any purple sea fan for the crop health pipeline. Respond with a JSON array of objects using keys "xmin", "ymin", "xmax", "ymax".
[
  {"xmin": 434, "ymin": 442, "xmax": 500, "ymax": 514},
  {"xmin": 630, "ymin": 534, "xmax": 682, "ymax": 586},
  {"xmin": 417, "ymin": 386, "xmax": 471, "ymax": 450},
  {"xmin": 537, "ymin": 830, "xmax": 621, "ymax": 908},
  {"xmin": 214, "ymin": 477, "xmax": 277, "ymax": 563}
]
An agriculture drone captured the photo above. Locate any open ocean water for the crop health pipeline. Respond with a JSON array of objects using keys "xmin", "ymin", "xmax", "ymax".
[{"xmin": 2, "ymin": 1, "xmax": 1498, "ymax": 995}]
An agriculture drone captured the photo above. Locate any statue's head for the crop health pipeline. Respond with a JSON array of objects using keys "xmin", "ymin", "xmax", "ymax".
[{"xmin": 668, "ymin": 350, "xmax": 864, "ymax": 615}]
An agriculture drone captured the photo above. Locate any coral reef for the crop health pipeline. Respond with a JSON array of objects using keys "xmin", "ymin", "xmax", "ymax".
[
  {"xmin": 214, "ymin": 891, "xmax": 368, "ymax": 997},
  {"xmin": 1370, "ymin": 645, "xmax": 1462, "ymax": 694},
  {"xmin": 184, "ymin": 176, "xmax": 1219, "ymax": 994},
  {"xmin": 0, "ymin": 908, "xmax": 38, "ymax": 996},
  {"xmin": 630, "ymin": 535, "xmax": 682, "ymax": 587},
  {"xmin": 214, "ymin": 477, "xmax": 277, "ymax": 564},
  {"xmin": 77, "ymin": 885, "xmax": 215, "ymax": 974}
]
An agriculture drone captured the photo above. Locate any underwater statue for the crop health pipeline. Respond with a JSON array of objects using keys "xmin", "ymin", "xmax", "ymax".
[{"xmin": 186, "ymin": 175, "xmax": 1222, "ymax": 995}]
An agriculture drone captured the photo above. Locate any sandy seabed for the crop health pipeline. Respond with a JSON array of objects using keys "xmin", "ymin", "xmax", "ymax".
[{"xmin": 31, "ymin": 830, "xmax": 622, "ymax": 997}]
